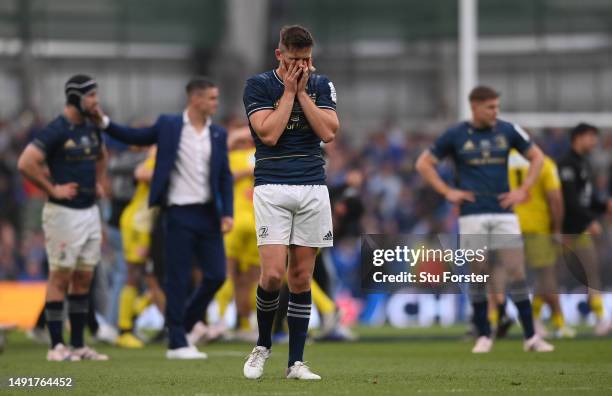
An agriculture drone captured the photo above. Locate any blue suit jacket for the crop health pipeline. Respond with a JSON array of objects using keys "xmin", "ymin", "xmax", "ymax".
[{"xmin": 103, "ymin": 114, "xmax": 233, "ymax": 218}]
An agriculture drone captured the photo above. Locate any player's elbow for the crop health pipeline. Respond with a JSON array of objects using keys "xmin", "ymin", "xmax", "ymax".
[
  {"xmin": 327, "ymin": 119, "xmax": 340, "ymax": 141},
  {"xmin": 415, "ymin": 153, "xmax": 430, "ymax": 175},
  {"xmin": 320, "ymin": 123, "xmax": 338, "ymax": 144},
  {"xmin": 17, "ymin": 154, "xmax": 31, "ymax": 176},
  {"xmin": 259, "ymin": 134, "xmax": 279, "ymax": 147},
  {"xmin": 256, "ymin": 130, "xmax": 279, "ymax": 147},
  {"xmin": 528, "ymin": 146, "xmax": 545, "ymax": 164},
  {"xmin": 321, "ymin": 133, "xmax": 335, "ymax": 144}
]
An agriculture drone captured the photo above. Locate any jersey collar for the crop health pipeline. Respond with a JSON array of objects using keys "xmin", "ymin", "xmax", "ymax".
[
  {"xmin": 467, "ymin": 120, "xmax": 497, "ymax": 133},
  {"xmin": 272, "ymin": 69, "xmax": 284, "ymax": 86}
]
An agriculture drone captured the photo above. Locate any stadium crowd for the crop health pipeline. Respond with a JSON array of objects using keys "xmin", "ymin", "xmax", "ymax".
[{"xmin": 1, "ymin": 109, "xmax": 611, "ymax": 330}]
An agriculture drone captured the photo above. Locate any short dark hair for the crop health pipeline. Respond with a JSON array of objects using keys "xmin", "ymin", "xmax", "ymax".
[
  {"xmin": 279, "ymin": 25, "xmax": 314, "ymax": 50},
  {"xmin": 469, "ymin": 86, "xmax": 500, "ymax": 102},
  {"xmin": 570, "ymin": 122, "xmax": 599, "ymax": 141},
  {"xmin": 185, "ymin": 77, "xmax": 216, "ymax": 95}
]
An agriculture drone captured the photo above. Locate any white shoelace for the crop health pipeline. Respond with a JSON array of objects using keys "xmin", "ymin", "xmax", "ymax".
[
  {"xmin": 247, "ymin": 349, "xmax": 267, "ymax": 367},
  {"xmin": 292, "ymin": 361, "xmax": 312, "ymax": 372}
]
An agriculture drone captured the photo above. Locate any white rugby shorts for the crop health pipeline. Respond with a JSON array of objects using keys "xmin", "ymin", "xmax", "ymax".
[
  {"xmin": 253, "ymin": 184, "xmax": 333, "ymax": 247},
  {"xmin": 458, "ymin": 213, "xmax": 523, "ymax": 251},
  {"xmin": 42, "ymin": 202, "xmax": 102, "ymax": 271}
]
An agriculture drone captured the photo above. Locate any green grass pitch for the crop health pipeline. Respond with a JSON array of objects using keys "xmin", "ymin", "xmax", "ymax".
[{"xmin": 1, "ymin": 327, "xmax": 611, "ymax": 395}]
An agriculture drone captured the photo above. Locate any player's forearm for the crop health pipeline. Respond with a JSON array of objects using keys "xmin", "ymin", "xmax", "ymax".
[
  {"xmin": 521, "ymin": 148, "xmax": 544, "ymax": 192},
  {"xmin": 18, "ymin": 159, "xmax": 55, "ymax": 196},
  {"xmin": 416, "ymin": 153, "xmax": 451, "ymax": 197},
  {"xmin": 104, "ymin": 121, "xmax": 158, "ymax": 146},
  {"xmin": 253, "ymin": 91, "xmax": 294, "ymax": 146},
  {"xmin": 422, "ymin": 167, "xmax": 452, "ymax": 197},
  {"xmin": 297, "ymin": 92, "xmax": 338, "ymax": 143},
  {"xmin": 96, "ymin": 146, "xmax": 108, "ymax": 184}
]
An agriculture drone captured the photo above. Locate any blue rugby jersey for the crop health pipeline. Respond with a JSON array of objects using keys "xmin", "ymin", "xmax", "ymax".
[
  {"xmin": 243, "ymin": 69, "xmax": 337, "ymax": 186},
  {"xmin": 430, "ymin": 119, "xmax": 532, "ymax": 216},
  {"xmin": 33, "ymin": 115, "xmax": 102, "ymax": 209}
]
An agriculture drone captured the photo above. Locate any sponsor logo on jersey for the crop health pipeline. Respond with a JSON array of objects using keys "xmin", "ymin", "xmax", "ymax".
[
  {"xmin": 462, "ymin": 140, "xmax": 475, "ymax": 151},
  {"xmin": 329, "ymin": 82, "xmax": 337, "ymax": 103}
]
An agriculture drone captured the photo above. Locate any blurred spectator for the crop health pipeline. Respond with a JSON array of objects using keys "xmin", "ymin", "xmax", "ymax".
[
  {"xmin": 0, "ymin": 161, "xmax": 19, "ymax": 228},
  {"xmin": 0, "ymin": 221, "xmax": 21, "ymax": 280}
]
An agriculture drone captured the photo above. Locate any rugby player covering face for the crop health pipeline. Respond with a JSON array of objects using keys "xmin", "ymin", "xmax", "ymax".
[{"xmin": 242, "ymin": 25, "xmax": 339, "ymax": 380}]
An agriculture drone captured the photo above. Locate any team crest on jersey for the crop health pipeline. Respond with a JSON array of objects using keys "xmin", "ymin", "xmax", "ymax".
[
  {"xmin": 495, "ymin": 135, "xmax": 508, "ymax": 149},
  {"xmin": 63, "ymin": 139, "xmax": 76, "ymax": 149}
]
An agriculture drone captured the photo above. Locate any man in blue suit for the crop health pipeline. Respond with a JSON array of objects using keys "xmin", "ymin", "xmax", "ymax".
[{"xmin": 93, "ymin": 77, "xmax": 233, "ymax": 359}]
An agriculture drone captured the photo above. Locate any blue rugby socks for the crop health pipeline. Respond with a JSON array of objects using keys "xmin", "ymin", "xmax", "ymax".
[
  {"xmin": 45, "ymin": 301, "xmax": 65, "ymax": 348},
  {"xmin": 68, "ymin": 294, "xmax": 89, "ymax": 348},
  {"xmin": 256, "ymin": 286, "xmax": 280, "ymax": 349},
  {"xmin": 287, "ymin": 291, "xmax": 312, "ymax": 367}
]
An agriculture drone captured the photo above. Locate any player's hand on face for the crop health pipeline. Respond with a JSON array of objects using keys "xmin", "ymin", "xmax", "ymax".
[
  {"xmin": 498, "ymin": 188, "xmax": 528, "ymax": 209},
  {"xmin": 445, "ymin": 189, "xmax": 476, "ymax": 205},
  {"xmin": 297, "ymin": 61, "xmax": 310, "ymax": 93},
  {"xmin": 221, "ymin": 216, "xmax": 234, "ymax": 234},
  {"xmin": 52, "ymin": 182, "xmax": 79, "ymax": 200},
  {"xmin": 283, "ymin": 60, "xmax": 302, "ymax": 95},
  {"xmin": 307, "ymin": 58, "xmax": 316, "ymax": 73}
]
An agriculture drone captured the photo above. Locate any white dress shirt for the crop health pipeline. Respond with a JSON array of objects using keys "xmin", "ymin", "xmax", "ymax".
[{"xmin": 167, "ymin": 111, "xmax": 212, "ymax": 206}]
